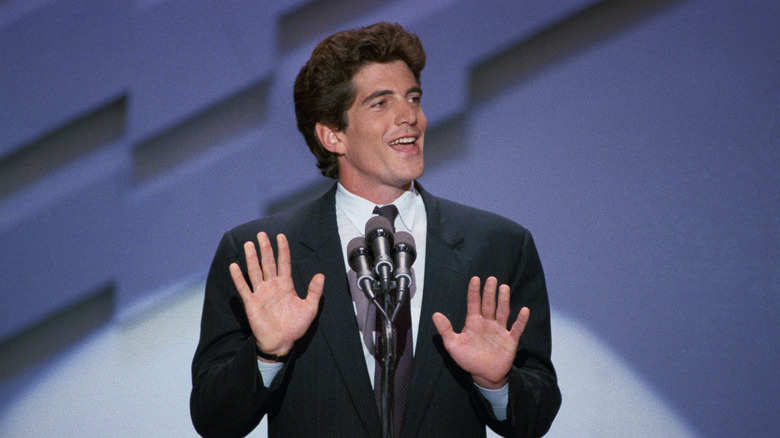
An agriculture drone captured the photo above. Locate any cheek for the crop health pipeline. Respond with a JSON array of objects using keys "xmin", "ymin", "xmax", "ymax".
[{"xmin": 350, "ymin": 117, "xmax": 386, "ymax": 145}]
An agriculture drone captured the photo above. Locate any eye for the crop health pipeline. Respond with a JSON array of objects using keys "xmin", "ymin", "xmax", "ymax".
[
  {"xmin": 371, "ymin": 99, "xmax": 387, "ymax": 108},
  {"xmin": 408, "ymin": 95, "xmax": 421, "ymax": 105}
]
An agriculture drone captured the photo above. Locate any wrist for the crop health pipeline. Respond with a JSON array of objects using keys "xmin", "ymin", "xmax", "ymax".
[
  {"xmin": 472, "ymin": 375, "xmax": 508, "ymax": 390},
  {"xmin": 256, "ymin": 344, "xmax": 291, "ymax": 363}
]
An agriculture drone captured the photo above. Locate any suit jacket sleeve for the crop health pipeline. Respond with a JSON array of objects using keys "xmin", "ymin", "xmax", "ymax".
[
  {"xmin": 190, "ymin": 230, "xmax": 286, "ymax": 438},
  {"xmin": 481, "ymin": 228, "xmax": 561, "ymax": 437}
]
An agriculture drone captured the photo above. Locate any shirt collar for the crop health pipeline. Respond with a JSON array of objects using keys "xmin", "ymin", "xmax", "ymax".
[{"xmin": 335, "ymin": 182, "xmax": 420, "ymax": 234}]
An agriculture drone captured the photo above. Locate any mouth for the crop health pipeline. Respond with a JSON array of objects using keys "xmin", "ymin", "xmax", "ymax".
[{"xmin": 387, "ymin": 135, "xmax": 421, "ymax": 152}]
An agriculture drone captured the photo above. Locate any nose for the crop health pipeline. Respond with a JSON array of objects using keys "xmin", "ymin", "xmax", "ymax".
[{"xmin": 395, "ymin": 100, "xmax": 418, "ymax": 125}]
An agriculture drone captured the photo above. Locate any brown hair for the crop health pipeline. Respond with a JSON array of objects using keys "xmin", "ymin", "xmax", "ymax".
[{"xmin": 293, "ymin": 22, "xmax": 426, "ymax": 178}]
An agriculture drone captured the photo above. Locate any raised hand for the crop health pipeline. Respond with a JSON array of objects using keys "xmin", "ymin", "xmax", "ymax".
[
  {"xmin": 432, "ymin": 276, "xmax": 529, "ymax": 389},
  {"xmin": 229, "ymin": 232, "xmax": 324, "ymax": 360}
]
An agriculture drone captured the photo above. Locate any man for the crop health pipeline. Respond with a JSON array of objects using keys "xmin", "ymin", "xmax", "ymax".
[{"xmin": 191, "ymin": 22, "xmax": 560, "ymax": 438}]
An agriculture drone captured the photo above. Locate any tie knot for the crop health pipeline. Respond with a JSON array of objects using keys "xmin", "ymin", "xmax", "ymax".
[{"xmin": 373, "ymin": 204, "xmax": 399, "ymax": 231}]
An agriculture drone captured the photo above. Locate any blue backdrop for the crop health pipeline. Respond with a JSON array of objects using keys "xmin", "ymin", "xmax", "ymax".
[{"xmin": 0, "ymin": 1, "xmax": 777, "ymax": 436}]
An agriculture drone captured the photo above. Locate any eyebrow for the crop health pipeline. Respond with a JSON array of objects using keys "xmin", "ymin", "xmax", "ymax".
[{"xmin": 361, "ymin": 86, "xmax": 423, "ymax": 106}]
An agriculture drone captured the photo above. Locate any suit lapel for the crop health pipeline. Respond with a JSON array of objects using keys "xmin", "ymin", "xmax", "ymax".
[
  {"xmin": 292, "ymin": 185, "xmax": 382, "ymax": 437},
  {"xmin": 401, "ymin": 187, "xmax": 473, "ymax": 437}
]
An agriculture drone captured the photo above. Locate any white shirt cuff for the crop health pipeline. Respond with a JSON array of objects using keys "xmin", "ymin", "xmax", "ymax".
[
  {"xmin": 257, "ymin": 359, "xmax": 284, "ymax": 387},
  {"xmin": 474, "ymin": 382, "xmax": 509, "ymax": 421}
]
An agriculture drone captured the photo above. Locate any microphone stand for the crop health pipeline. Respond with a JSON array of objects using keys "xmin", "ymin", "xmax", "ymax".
[
  {"xmin": 374, "ymin": 279, "xmax": 398, "ymax": 438},
  {"xmin": 359, "ymin": 219, "xmax": 415, "ymax": 438}
]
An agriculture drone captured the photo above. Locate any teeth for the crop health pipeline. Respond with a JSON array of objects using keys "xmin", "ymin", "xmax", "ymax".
[{"xmin": 389, "ymin": 137, "xmax": 416, "ymax": 146}]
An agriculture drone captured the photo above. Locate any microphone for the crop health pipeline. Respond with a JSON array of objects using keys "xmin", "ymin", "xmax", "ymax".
[
  {"xmin": 392, "ymin": 231, "xmax": 416, "ymax": 316},
  {"xmin": 365, "ymin": 215, "xmax": 394, "ymax": 291},
  {"xmin": 348, "ymin": 237, "xmax": 376, "ymax": 300}
]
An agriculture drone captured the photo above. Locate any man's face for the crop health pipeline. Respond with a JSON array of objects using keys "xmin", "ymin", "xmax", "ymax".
[{"xmin": 329, "ymin": 60, "xmax": 427, "ymax": 203}]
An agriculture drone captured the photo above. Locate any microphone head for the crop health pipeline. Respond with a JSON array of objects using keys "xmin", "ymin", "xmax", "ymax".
[
  {"xmin": 365, "ymin": 215, "xmax": 394, "ymax": 240},
  {"xmin": 393, "ymin": 231, "xmax": 416, "ymax": 255},
  {"xmin": 392, "ymin": 231, "xmax": 416, "ymax": 283},
  {"xmin": 347, "ymin": 236, "xmax": 371, "ymax": 269},
  {"xmin": 347, "ymin": 236, "xmax": 375, "ymax": 296},
  {"xmin": 365, "ymin": 215, "xmax": 394, "ymax": 281},
  {"xmin": 347, "ymin": 236, "xmax": 367, "ymax": 257}
]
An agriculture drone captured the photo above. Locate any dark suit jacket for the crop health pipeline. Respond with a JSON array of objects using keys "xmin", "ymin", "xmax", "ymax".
[{"xmin": 190, "ymin": 183, "xmax": 561, "ymax": 437}]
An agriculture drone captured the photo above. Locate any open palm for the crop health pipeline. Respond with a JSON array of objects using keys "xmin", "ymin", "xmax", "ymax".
[
  {"xmin": 229, "ymin": 232, "xmax": 324, "ymax": 357},
  {"xmin": 432, "ymin": 276, "xmax": 529, "ymax": 389}
]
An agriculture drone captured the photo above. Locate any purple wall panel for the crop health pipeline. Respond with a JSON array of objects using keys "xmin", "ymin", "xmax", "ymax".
[
  {"xmin": 120, "ymin": 130, "xmax": 273, "ymax": 309},
  {"xmin": 409, "ymin": 0, "xmax": 593, "ymax": 124},
  {"xmin": 129, "ymin": 0, "xmax": 268, "ymax": 141},
  {"xmin": 0, "ymin": 164, "xmax": 123, "ymax": 341},
  {"xmin": 0, "ymin": 0, "xmax": 129, "ymax": 154},
  {"xmin": 421, "ymin": 2, "xmax": 778, "ymax": 436}
]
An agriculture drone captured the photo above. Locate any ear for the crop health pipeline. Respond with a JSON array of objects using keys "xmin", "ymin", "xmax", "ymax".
[{"xmin": 315, "ymin": 122, "xmax": 345, "ymax": 155}]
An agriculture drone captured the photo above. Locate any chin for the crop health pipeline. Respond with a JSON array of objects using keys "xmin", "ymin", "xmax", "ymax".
[{"xmin": 400, "ymin": 166, "xmax": 424, "ymax": 183}]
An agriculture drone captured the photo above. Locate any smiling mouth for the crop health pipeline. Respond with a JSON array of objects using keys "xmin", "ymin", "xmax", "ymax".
[{"xmin": 388, "ymin": 136, "xmax": 417, "ymax": 147}]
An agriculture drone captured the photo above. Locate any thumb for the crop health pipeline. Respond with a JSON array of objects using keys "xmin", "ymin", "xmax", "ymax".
[
  {"xmin": 432, "ymin": 312, "xmax": 455, "ymax": 339},
  {"xmin": 306, "ymin": 274, "xmax": 325, "ymax": 304},
  {"xmin": 508, "ymin": 307, "xmax": 530, "ymax": 342}
]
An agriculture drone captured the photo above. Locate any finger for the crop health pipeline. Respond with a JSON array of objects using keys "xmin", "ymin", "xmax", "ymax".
[
  {"xmin": 495, "ymin": 284, "xmax": 511, "ymax": 327},
  {"xmin": 432, "ymin": 312, "xmax": 455, "ymax": 340},
  {"xmin": 257, "ymin": 232, "xmax": 277, "ymax": 279},
  {"xmin": 229, "ymin": 263, "xmax": 252, "ymax": 300},
  {"xmin": 508, "ymin": 307, "xmax": 530, "ymax": 342},
  {"xmin": 244, "ymin": 240, "xmax": 262, "ymax": 287},
  {"xmin": 481, "ymin": 276, "xmax": 498, "ymax": 319},
  {"xmin": 276, "ymin": 234, "xmax": 292, "ymax": 278},
  {"xmin": 306, "ymin": 273, "xmax": 325, "ymax": 305},
  {"xmin": 466, "ymin": 277, "xmax": 481, "ymax": 318}
]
